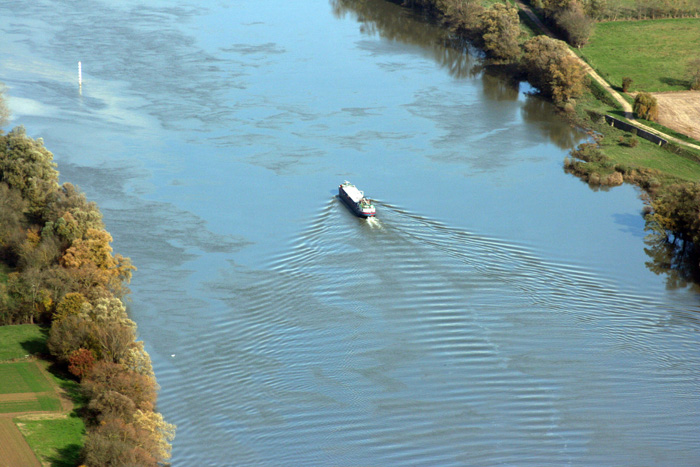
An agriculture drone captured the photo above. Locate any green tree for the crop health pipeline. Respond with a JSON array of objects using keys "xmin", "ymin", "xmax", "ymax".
[
  {"xmin": 622, "ymin": 77, "xmax": 633, "ymax": 92},
  {"xmin": 634, "ymin": 92, "xmax": 659, "ymax": 121},
  {"xmin": 554, "ymin": 2, "xmax": 594, "ymax": 47},
  {"xmin": 0, "ymin": 182, "xmax": 27, "ymax": 259},
  {"xmin": 54, "ymin": 292, "xmax": 89, "ymax": 322},
  {"xmin": 537, "ymin": 0, "xmax": 574, "ymax": 12},
  {"xmin": 6, "ymin": 268, "xmax": 53, "ymax": 324},
  {"xmin": 441, "ymin": 0, "xmax": 485, "ymax": 31},
  {"xmin": 42, "ymin": 182, "xmax": 104, "ymax": 242},
  {"xmin": 48, "ymin": 314, "xmax": 97, "ymax": 360},
  {"xmin": 0, "ymin": 127, "xmax": 59, "ymax": 219},
  {"xmin": 477, "ymin": 3, "xmax": 521, "ymax": 62},
  {"xmin": 646, "ymin": 182, "xmax": 700, "ymax": 243},
  {"xmin": 522, "ymin": 36, "xmax": 586, "ymax": 104},
  {"xmin": 88, "ymin": 390, "xmax": 137, "ymax": 423},
  {"xmin": 687, "ymin": 56, "xmax": 700, "ymax": 90}
]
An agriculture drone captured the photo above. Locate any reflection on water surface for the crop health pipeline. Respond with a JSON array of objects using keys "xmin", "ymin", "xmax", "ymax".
[{"xmin": 1, "ymin": 0, "xmax": 699, "ymax": 464}]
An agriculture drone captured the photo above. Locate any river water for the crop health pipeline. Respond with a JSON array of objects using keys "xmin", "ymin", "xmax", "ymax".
[{"xmin": 2, "ymin": 0, "xmax": 699, "ymax": 465}]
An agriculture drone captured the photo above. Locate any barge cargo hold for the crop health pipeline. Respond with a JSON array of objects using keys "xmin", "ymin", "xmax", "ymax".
[{"xmin": 339, "ymin": 181, "xmax": 376, "ymax": 218}]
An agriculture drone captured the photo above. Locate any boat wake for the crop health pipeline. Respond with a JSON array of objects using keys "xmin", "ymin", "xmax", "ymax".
[
  {"xmin": 364, "ymin": 216, "xmax": 383, "ymax": 229},
  {"xmin": 178, "ymin": 197, "xmax": 700, "ymax": 466}
]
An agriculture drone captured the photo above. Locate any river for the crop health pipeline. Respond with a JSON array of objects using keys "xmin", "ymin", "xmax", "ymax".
[{"xmin": 1, "ymin": 0, "xmax": 699, "ymax": 465}]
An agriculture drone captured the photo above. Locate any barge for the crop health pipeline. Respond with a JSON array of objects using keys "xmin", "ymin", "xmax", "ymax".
[{"xmin": 339, "ymin": 181, "xmax": 375, "ymax": 218}]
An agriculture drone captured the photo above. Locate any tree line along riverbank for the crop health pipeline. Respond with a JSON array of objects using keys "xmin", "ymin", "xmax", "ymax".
[
  {"xmin": 0, "ymin": 92, "xmax": 175, "ymax": 465},
  {"xmin": 361, "ymin": 0, "xmax": 700, "ymax": 283}
]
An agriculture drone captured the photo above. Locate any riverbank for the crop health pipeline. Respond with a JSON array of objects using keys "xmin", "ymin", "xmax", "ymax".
[
  {"xmin": 0, "ymin": 125, "xmax": 175, "ymax": 466},
  {"xmin": 392, "ymin": 0, "xmax": 700, "ymax": 271}
]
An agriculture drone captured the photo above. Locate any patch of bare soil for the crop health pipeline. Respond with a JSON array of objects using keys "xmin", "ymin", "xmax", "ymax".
[
  {"xmin": 0, "ymin": 393, "xmax": 36, "ymax": 403},
  {"xmin": 652, "ymin": 91, "xmax": 700, "ymax": 141},
  {"xmin": 0, "ymin": 419, "xmax": 41, "ymax": 467}
]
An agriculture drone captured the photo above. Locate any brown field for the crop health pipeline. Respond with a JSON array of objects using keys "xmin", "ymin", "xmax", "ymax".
[
  {"xmin": 0, "ymin": 418, "xmax": 41, "ymax": 467},
  {"xmin": 652, "ymin": 91, "xmax": 700, "ymax": 142}
]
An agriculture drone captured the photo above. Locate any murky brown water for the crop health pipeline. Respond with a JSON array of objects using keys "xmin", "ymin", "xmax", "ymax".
[{"xmin": 2, "ymin": 0, "xmax": 699, "ymax": 464}]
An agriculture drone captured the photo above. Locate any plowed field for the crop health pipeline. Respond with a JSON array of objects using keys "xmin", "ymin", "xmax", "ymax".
[
  {"xmin": 0, "ymin": 418, "xmax": 41, "ymax": 467},
  {"xmin": 653, "ymin": 91, "xmax": 700, "ymax": 142}
]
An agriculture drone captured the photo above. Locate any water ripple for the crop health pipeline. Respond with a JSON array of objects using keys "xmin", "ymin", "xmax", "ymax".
[{"xmin": 150, "ymin": 200, "xmax": 700, "ymax": 465}]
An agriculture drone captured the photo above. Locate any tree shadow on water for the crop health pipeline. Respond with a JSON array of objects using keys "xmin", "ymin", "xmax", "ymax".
[
  {"xmin": 522, "ymin": 95, "xmax": 584, "ymax": 150},
  {"xmin": 644, "ymin": 232, "xmax": 700, "ymax": 291}
]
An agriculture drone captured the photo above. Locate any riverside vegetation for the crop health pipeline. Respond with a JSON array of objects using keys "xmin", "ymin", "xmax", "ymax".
[
  {"xmin": 0, "ymin": 89, "xmax": 175, "ymax": 466},
  {"xmin": 380, "ymin": 0, "xmax": 700, "ymax": 284}
]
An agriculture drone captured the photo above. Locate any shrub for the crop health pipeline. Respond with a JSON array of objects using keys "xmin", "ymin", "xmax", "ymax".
[
  {"xmin": 586, "ymin": 109, "xmax": 604, "ymax": 123},
  {"xmin": 588, "ymin": 79, "xmax": 619, "ymax": 108},
  {"xmin": 571, "ymin": 142, "xmax": 607, "ymax": 163},
  {"xmin": 687, "ymin": 57, "xmax": 700, "ymax": 91},
  {"xmin": 633, "ymin": 92, "xmax": 659, "ymax": 121},
  {"xmin": 554, "ymin": 2, "xmax": 594, "ymax": 47},
  {"xmin": 622, "ymin": 77, "xmax": 633, "ymax": 92},
  {"xmin": 619, "ymin": 135, "xmax": 639, "ymax": 147},
  {"xmin": 603, "ymin": 172, "xmax": 624, "ymax": 186}
]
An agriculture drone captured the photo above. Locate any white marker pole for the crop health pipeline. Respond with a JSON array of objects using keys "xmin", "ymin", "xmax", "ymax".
[{"xmin": 78, "ymin": 61, "xmax": 82, "ymax": 87}]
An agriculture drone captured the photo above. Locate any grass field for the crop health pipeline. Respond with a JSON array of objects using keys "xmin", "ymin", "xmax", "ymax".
[
  {"xmin": 0, "ymin": 362, "xmax": 54, "ymax": 394},
  {"xmin": 581, "ymin": 18, "xmax": 700, "ymax": 93},
  {"xmin": 15, "ymin": 415, "xmax": 85, "ymax": 467},
  {"xmin": 0, "ymin": 325, "xmax": 49, "ymax": 361},
  {"xmin": 0, "ymin": 395, "xmax": 61, "ymax": 414},
  {"xmin": 573, "ymin": 86, "xmax": 700, "ymax": 183},
  {"xmin": 0, "ymin": 337, "xmax": 85, "ymax": 466}
]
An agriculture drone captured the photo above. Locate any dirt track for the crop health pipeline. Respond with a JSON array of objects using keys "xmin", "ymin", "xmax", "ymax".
[
  {"xmin": 515, "ymin": 0, "xmax": 700, "ymax": 150},
  {"xmin": 652, "ymin": 91, "xmax": 700, "ymax": 141}
]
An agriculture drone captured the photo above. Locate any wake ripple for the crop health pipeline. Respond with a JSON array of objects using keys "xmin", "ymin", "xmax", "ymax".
[{"xmin": 161, "ymin": 198, "xmax": 700, "ymax": 466}]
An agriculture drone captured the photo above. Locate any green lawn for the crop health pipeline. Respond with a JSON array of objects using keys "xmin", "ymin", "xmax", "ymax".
[
  {"xmin": 0, "ymin": 395, "xmax": 61, "ymax": 413},
  {"xmin": 0, "ymin": 362, "xmax": 54, "ymax": 394},
  {"xmin": 581, "ymin": 18, "xmax": 700, "ymax": 92},
  {"xmin": 572, "ymin": 86, "xmax": 700, "ymax": 183},
  {"xmin": 15, "ymin": 415, "xmax": 85, "ymax": 467},
  {"xmin": 0, "ymin": 324, "xmax": 49, "ymax": 361},
  {"xmin": 601, "ymin": 137, "xmax": 700, "ymax": 182}
]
